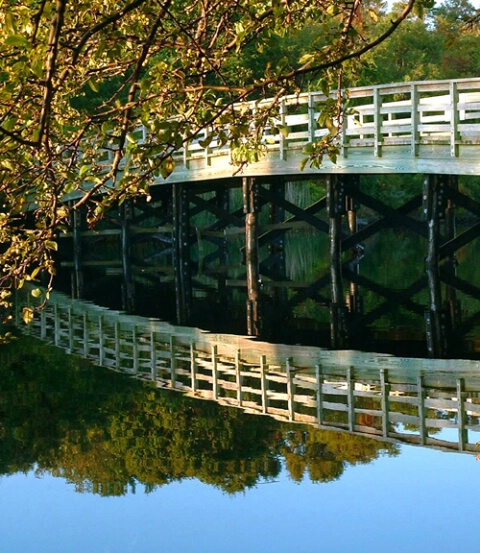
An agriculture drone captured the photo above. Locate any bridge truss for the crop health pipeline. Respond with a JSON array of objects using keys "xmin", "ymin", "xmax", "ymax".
[{"xmin": 57, "ymin": 169, "xmax": 480, "ymax": 359}]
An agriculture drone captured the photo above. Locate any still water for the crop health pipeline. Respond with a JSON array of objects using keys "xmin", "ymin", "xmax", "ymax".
[
  {"xmin": 1, "ymin": 336, "xmax": 480, "ymax": 553},
  {"xmin": 4, "ymin": 201, "xmax": 480, "ymax": 552}
]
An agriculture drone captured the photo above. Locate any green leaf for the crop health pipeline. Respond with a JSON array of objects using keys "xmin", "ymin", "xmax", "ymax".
[
  {"xmin": 45, "ymin": 240, "xmax": 58, "ymax": 251},
  {"xmin": 5, "ymin": 35, "xmax": 29, "ymax": 48},
  {"xmin": 87, "ymin": 78, "xmax": 99, "ymax": 92},
  {"xmin": 275, "ymin": 124, "xmax": 289, "ymax": 138},
  {"xmin": 79, "ymin": 165, "xmax": 89, "ymax": 177},
  {"xmin": 22, "ymin": 307, "xmax": 34, "ymax": 325}
]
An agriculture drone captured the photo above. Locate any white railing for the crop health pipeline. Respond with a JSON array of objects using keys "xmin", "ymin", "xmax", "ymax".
[
  {"xmin": 93, "ymin": 78, "xmax": 480, "ymax": 181},
  {"xmin": 140, "ymin": 78, "xmax": 480, "ymax": 179},
  {"xmin": 16, "ymin": 286, "xmax": 480, "ymax": 455}
]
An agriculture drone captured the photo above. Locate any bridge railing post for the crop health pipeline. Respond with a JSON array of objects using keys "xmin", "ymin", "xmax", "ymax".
[
  {"xmin": 450, "ymin": 81, "xmax": 460, "ymax": 157},
  {"xmin": 373, "ymin": 86, "xmax": 382, "ymax": 157},
  {"xmin": 411, "ymin": 83, "xmax": 419, "ymax": 157},
  {"xmin": 279, "ymin": 98, "xmax": 287, "ymax": 161}
]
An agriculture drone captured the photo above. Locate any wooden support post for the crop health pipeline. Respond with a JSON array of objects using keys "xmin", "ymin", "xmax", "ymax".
[
  {"xmin": 260, "ymin": 354, "xmax": 268, "ymax": 414},
  {"xmin": 54, "ymin": 303, "xmax": 60, "ymax": 346},
  {"xmin": 40, "ymin": 309, "xmax": 47, "ymax": 340},
  {"xmin": 115, "ymin": 321, "xmax": 121, "ymax": 369},
  {"xmin": 315, "ymin": 364, "xmax": 324, "ymax": 425},
  {"xmin": 212, "ymin": 345, "xmax": 218, "ymax": 400},
  {"xmin": 83, "ymin": 312, "xmax": 89, "ymax": 357},
  {"xmin": 279, "ymin": 98, "xmax": 287, "ymax": 161},
  {"xmin": 132, "ymin": 325, "xmax": 138, "ymax": 373},
  {"xmin": 373, "ymin": 87, "xmax": 383, "ymax": 158},
  {"xmin": 150, "ymin": 330, "xmax": 157, "ymax": 380},
  {"xmin": 120, "ymin": 200, "xmax": 135, "ymax": 313},
  {"xmin": 235, "ymin": 349, "xmax": 243, "ymax": 406},
  {"xmin": 344, "ymin": 175, "xmax": 362, "ymax": 319},
  {"xmin": 243, "ymin": 176, "xmax": 261, "ymax": 336},
  {"xmin": 286, "ymin": 357, "xmax": 295, "ymax": 421},
  {"xmin": 190, "ymin": 342, "xmax": 198, "ymax": 392},
  {"xmin": 172, "ymin": 183, "xmax": 192, "ymax": 325},
  {"xmin": 380, "ymin": 368, "xmax": 390, "ymax": 438},
  {"xmin": 327, "ymin": 174, "xmax": 346, "ymax": 348},
  {"xmin": 417, "ymin": 375, "xmax": 427, "ymax": 445},
  {"xmin": 67, "ymin": 306, "xmax": 74, "ymax": 353},
  {"xmin": 98, "ymin": 314, "xmax": 104, "ymax": 366},
  {"xmin": 424, "ymin": 174, "xmax": 447, "ymax": 358},
  {"xmin": 411, "ymin": 84, "xmax": 419, "ymax": 157},
  {"xmin": 456, "ymin": 378, "xmax": 467, "ymax": 451},
  {"xmin": 170, "ymin": 335, "xmax": 177, "ymax": 388},
  {"xmin": 71, "ymin": 204, "xmax": 84, "ymax": 299},
  {"xmin": 450, "ymin": 81, "xmax": 460, "ymax": 158},
  {"xmin": 444, "ymin": 175, "xmax": 461, "ymax": 332},
  {"xmin": 347, "ymin": 366, "xmax": 355, "ymax": 432}
]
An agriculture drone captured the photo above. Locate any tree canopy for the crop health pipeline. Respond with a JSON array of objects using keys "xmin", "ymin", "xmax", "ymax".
[{"xmin": 0, "ymin": 0, "xmax": 472, "ymax": 325}]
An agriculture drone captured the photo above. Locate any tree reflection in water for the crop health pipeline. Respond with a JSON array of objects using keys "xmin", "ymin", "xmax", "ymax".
[{"xmin": 0, "ymin": 337, "xmax": 398, "ymax": 496}]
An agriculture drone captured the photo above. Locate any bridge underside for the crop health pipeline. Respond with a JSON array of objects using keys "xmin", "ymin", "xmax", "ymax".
[{"xmin": 57, "ymin": 171, "xmax": 480, "ymax": 359}]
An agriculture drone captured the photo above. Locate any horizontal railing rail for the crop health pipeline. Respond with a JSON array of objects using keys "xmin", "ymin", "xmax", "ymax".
[
  {"xmin": 93, "ymin": 78, "xmax": 480, "ymax": 179},
  {"xmin": 16, "ymin": 286, "xmax": 480, "ymax": 455}
]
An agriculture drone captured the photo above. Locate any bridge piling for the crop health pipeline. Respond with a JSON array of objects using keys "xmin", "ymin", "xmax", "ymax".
[
  {"xmin": 328, "ymin": 174, "xmax": 346, "ymax": 348},
  {"xmin": 243, "ymin": 176, "xmax": 261, "ymax": 336},
  {"xmin": 172, "ymin": 182, "xmax": 192, "ymax": 325},
  {"xmin": 120, "ymin": 200, "xmax": 135, "ymax": 313},
  {"xmin": 70, "ymin": 203, "xmax": 84, "ymax": 300}
]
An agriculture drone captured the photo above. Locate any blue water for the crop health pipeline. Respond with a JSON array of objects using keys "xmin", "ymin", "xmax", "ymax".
[{"xmin": 1, "ymin": 444, "xmax": 478, "ymax": 553}]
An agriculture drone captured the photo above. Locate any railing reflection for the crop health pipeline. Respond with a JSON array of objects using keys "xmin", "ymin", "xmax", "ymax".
[{"xmin": 18, "ymin": 286, "xmax": 480, "ymax": 456}]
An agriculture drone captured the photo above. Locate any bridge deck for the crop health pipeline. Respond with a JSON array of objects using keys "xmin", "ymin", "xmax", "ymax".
[{"xmin": 134, "ymin": 78, "xmax": 480, "ymax": 183}]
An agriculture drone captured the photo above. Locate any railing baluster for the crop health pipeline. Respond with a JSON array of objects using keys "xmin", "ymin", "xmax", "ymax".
[
  {"xmin": 457, "ymin": 378, "xmax": 466, "ymax": 451},
  {"xmin": 190, "ymin": 342, "xmax": 197, "ymax": 392},
  {"xmin": 132, "ymin": 324, "xmax": 138, "ymax": 373},
  {"xmin": 411, "ymin": 83, "xmax": 419, "ymax": 157},
  {"xmin": 450, "ymin": 81, "xmax": 460, "ymax": 157},
  {"xmin": 260, "ymin": 354, "xmax": 268, "ymax": 414},
  {"xmin": 235, "ymin": 349, "xmax": 243, "ymax": 406},
  {"xmin": 170, "ymin": 336, "xmax": 177, "ymax": 388},
  {"xmin": 212, "ymin": 344, "xmax": 218, "ymax": 399},
  {"xmin": 98, "ymin": 314, "xmax": 104, "ymax": 366},
  {"xmin": 373, "ymin": 86, "xmax": 382, "ymax": 157},
  {"xmin": 315, "ymin": 363, "xmax": 324, "ymax": 425},
  {"xmin": 347, "ymin": 366, "xmax": 355, "ymax": 432},
  {"xmin": 381, "ymin": 368, "xmax": 390, "ymax": 438},
  {"xmin": 115, "ymin": 321, "xmax": 121, "ymax": 369},
  {"xmin": 417, "ymin": 376, "xmax": 427, "ymax": 445},
  {"xmin": 150, "ymin": 330, "xmax": 157, "ymax": 381},
  {"xmin": 286, "ymin": 357, "xmax": 295, "ymax": 421},
  {"xmin": 279, "ymin": 98, "xmax": 286, "ymax": 161}
]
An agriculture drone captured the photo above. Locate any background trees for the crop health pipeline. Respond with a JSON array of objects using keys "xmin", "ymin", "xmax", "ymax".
[{"xmin": 0, "ymin": 0, "xmax": 422, "ymax": 322}]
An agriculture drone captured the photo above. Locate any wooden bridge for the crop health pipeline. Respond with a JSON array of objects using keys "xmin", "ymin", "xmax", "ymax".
[
  {"xmin": 56, "ymin": 77, "xmax": 480, "ymax": 358},
  {"xmin": 18, "ymin": 286, "xmax": 480, "ymax": 456},
  {"xmin": 123, "ymin": 77, "xmax": 480, "ymax": 182}
]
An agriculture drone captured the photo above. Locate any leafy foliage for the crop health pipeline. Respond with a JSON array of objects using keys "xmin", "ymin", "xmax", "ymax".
[{"xmin": 0, "ymin": 0, "xmax": 423, "ymax": 321}]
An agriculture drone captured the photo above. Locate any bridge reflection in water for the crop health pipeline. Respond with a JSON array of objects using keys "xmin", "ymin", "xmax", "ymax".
[{"xmin": 18, "ymin": 287, "xmax": 480, "ymax": 457}]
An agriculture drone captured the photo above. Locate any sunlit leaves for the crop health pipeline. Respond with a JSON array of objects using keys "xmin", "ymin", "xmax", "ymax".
[
  {"xmin": 21, "ymin": 306, "xmax": 34, "ymax": 325},
  {"xmin": 0, "ymin": 0, "xmax": 423, "ymax": 333}
]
